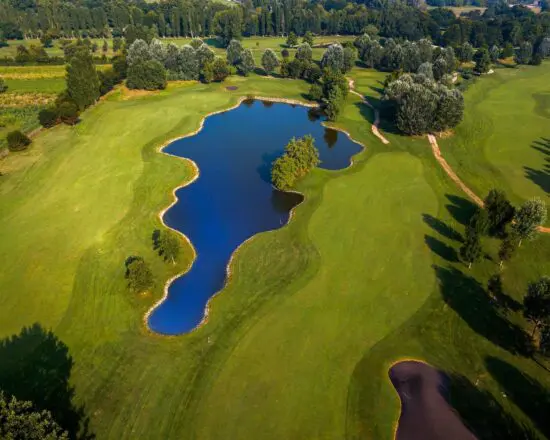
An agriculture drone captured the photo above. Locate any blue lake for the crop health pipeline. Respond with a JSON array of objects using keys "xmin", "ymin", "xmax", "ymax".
[{"xmin": 148, "ymin": 100, "xmax": 363, "ymax": 335}]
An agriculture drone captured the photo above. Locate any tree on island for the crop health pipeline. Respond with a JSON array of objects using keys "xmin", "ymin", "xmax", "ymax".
[
  {"xmin": 460, "ymin": 229, "xmax": 482, "ymax": 269},
  {"xmin": 0, "ymin": 392, "xmax": 68, "ymax": 440},
  {"xmin": 512, "ymin": 198, "xmax": 547, "ymax": 246},
  {"xmin": 523, "ymin": 276, "xmax": 550, "ymax": 339},
  {"xmin": 261, "ymin": 49, "xmax": 280, "ymax": 75},
  {"xmin": 125, "ymin": 256, "xmax": 154, "ymax": 293},
  {"xmin": 271, "ymin": 135, "xmax": 320, "ymax": 191},
  {"xmin": 66, "ymin": 47, "xmax": 100, "ymax": 111}
]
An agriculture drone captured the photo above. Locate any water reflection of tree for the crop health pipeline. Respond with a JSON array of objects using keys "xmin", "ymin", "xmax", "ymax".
[
  {"xmin": 0, "ymin": 323, "xmax": 94, "ymax": 439},
  {"xmin": 323, "ymin": 128, "xmax": 338, "ymax": 148},
  {"xmin": 270, "ymin": 189, "xmax": 303, "ymax": 214}
]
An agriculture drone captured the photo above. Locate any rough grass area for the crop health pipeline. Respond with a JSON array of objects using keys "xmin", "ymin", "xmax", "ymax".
[
  {"xmin": 0, "ymin": 68, "xmax": 549, "ymax": 440},
  {"xmin": 439, "ymin": 62, "xmax": 550, "ymax": 223}
]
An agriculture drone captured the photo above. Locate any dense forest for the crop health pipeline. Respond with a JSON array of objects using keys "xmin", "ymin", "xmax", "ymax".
[{"xmin": 0, "ymin": 0, "xmax": 549, "ymax": 49}]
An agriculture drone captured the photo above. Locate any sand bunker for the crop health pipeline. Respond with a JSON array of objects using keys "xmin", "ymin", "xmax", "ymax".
[{"xmin": 389, "ymin": 360, "xmax": 477, "ymax": 440}]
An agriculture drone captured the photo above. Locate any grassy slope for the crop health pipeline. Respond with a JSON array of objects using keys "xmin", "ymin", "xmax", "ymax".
[
  {"xmin": 0, "ymin": 66, "xmax": 549, "ymax": 440},
  {"xmin": 439, "ymin": 63, "xmax": 550, "ymax": 218}
]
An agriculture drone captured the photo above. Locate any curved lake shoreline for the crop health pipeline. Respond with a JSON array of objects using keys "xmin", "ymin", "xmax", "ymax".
[
  {"xmin": 389, "ymin": 360, "xmax": 477, "ymax": 440},
  {"xmin": 147, "ymin": 99, "xmax": 363, "ymax": 335}
]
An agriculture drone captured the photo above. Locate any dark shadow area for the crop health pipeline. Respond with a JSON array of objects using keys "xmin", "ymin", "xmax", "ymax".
[
  {"xmin": 487, "ymin": 274, "xmax": 522, "ymax": 314},
  {"xmin": 323, "ymin": 127, "xmax": 338, "ymax": 148},
  {"xmin": 261, "ymin": 99, "xmax": 274, "ymax": 108},
  {"xmin": 0, "ymin": 323, "xmax": 94, "ymax": 439},
  {"xmin": 448, "ymin": 373, "xmax": 538, "ymax": 439},
  {"xmin": 423, "ymin": 214, "xmax": 463, "ymax": 242},
  {"xmin": 525, "ymin": 138, "xmax": 550, "ymax": 194},
  {"xmin": 270, "ymin": 189, "xmax": 303, "ymax": 214},
  {"xmin": 486, "ymin": 356, "xmax": 550, "ymax": 438},
  {"xmin": 425, "ymin": 235, "xmax": 459, "ymax": 262},
  {"xmin": 445, "ymin": 194, "xmax": 478, "ymax": 227},
  {"xmin": 434, "ymin": 265, "xmax": 531, "ymax": 356},
  {"xmin": 256, "ymin": 150, "xmax": 282, "ymax": 184},
  {"xmin": 124, "ymin": 255, "xmax": 143, "ymax": 277},
  {"xmin": 152, "ymin": 229, "xmax": 160, "ymax": 249},
  {"xmin": 204, "ymin": 37, "xmax": 224, "ymax": 49},
  {"xmin": 307, "ymin": 107, "xmax": 323, "ymax": 122}
]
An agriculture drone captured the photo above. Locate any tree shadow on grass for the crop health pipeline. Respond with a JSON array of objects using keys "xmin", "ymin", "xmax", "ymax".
[
  {"xmin": 423, "ymin": 214, "xmax": 463, "ymax": 242},
  {"xmin": 486, "ymin": 356, "xmax": 550, "ymax": 439},
  {"xmin": 434, "ymin": 265, "xmax": 532, "ymax": 356},
  {"xmin": 525, "ymin": 138, "xmax": 550, "ymax": 194},
  {"xmin": 445, "ymin": 194, "xmax": 478, "ymax": 227},
  {"xmin": 425, "ymin": 235, "xmax": 459, "ymax": 262},
  {"xmin": 447, "ymin": 373, "xmax": 539, "ymax": 439},
  {"xmin": 0, "ymin": 323, "xmax": 94, "ymax": 439}
]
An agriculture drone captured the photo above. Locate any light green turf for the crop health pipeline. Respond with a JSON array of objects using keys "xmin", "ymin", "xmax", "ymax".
[
  {"xmin": 439, "ymin": 63, "xmax": 550, "ymax": 219},
  {"xmin": 3, "ymin": 77, "xmax": 65, "ymax": 93},
  {"xmin": 0, "ymin": 68, "xmax": 549, "ymax": 440}
]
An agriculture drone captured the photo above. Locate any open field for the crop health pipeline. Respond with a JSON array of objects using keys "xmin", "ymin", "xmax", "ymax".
[
  {"xmin": 0, "ymin": 64, "xmax": 549, "ymax": 440},
  {"xmin": 439, "ymin": 63, "xmax": 550, "ymax": 223},
  {"xmin": 427, "ymin": 5, "xmax": 488, "ymax": 16}
]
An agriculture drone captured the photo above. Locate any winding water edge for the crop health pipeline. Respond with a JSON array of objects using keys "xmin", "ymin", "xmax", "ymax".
[{"xmin": 146, "ymin": 97, "xmax": 364, "ymax": 335}]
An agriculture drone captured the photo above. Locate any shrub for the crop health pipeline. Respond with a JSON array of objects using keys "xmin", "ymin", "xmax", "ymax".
[
  {"xmin": 127, "ymin": 59, "xmax": 167, "ymax": 90},
  {"xmin": 0, "ymin": 78, "xmax": 7, "ymax": 93},
  {"xmin": 211, "ymin": 57, "xmax": 230, "ymax": 82},
  {"xmin": 38, "ymin": 107, "xmax": 58, "ymax": 128},
  {"xmin": 125, "ymin": 256, "xmax": 154, "ymax": 293},
  {"xmin": 98, "ymin": 68, "xmax": 120, "ymax": 95},
  {"xmin": 57, "ymin": 101, "xmax": 79, "ymax": 125},
  {"xmin": 7, "ymin": 130, "xmax": 31, "ymax": 152}
]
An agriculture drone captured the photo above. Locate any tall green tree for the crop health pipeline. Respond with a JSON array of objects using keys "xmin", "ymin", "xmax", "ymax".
[
  {"xmin": 66, "ymin": 48, "xmax": 100, "ymax": 111},
  {"xmin": 512, "ymin": 198, "xmax": 547, "ymax": 245},
  {"xmin": 483, "ymin": 189, "xmax": 515, "ymax": 235},
  {"xmin": 498, "ymin": 233, "xmax": 518, "ymax": 268},
  {"xmin": 125, "ymin": 256, "xmax": 154, "ymax": 293},
  {"xmin": 238, "ymin": 48, "xmax": 255, "ymax": 76},
  {"xmin": 474, "ymin": 48, "xmax": 491, "ymax": 74},
  {"xmin": 226, "ymin": 39, "xmax": 243, "ymax": 66},
  {"xmin": 286, "ymin": 32, "xmax": 298, "ymax": 47},
  {"xmin": 0, "ymin": 392, "xmax": 68, "ymax": 440},
  {"xmin": 321, "ymin": 43, "xmax": 345, "ymax": 73},
  {"xmin": 460, "ymin": 229, "xmax": 482, "ymax": 269},
  {"xmin": 303, "ymin": 31, "xmax": 314, "ymax": 46},
  {"xmin": 515, "ymin": 41, "xmax": 533, "ymax": 65},
  {"xmin": 295, "ymin": 43, "xmax": 312, "ymax": 62},
  {"xmin": 523, "ymin": 276, "xmax": 550, "ymax": 338},
  {"xmin": 214, "ymin": 8, "xmax": 242, "ymax": 46},
  {"xmin": 261, "ymin": 48, "xmax": 279, "ymax": 75}
]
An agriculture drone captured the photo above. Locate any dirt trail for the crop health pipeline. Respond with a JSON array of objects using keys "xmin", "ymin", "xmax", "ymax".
[
  {"xmin": 428, "ymin": 134, "xmax": 550, "ymax": 234},
  {"xmin": 347, "ymin": 79, "xmax": 390, "ymax": 145}
]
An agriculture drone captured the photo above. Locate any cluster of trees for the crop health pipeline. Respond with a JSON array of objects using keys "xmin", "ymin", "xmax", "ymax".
[
  {"xmin": 384, "ymin": 73, "xmax": 464, "ymax": 135},
  {"xmin": 6, "ymin": 129, "xmax": 31, "ymax": 152},
  {"xmin": 0, "ymin": 391, "xmax": 68, "ymax": 440},
  {"xmin": 460, "ymin": 190, "xmax": 547, "ymax": 269},
  {"xmin": 271, "ymin": 135, "xmax": 320, "ymax": 191},
  {"xmin": 2, "ymin": 0, "xmax": 549, "ymax": 54},
  {"xmin": 124, "ymin": 229, "xmax": 181, "ymax": 294},
  {"xmin": 126, "ymin": 38, "xmax": 230, "ymax": 90},
  {"xmin": 523, "ymin": 276, "xmax": 550, "ymax": 354}
]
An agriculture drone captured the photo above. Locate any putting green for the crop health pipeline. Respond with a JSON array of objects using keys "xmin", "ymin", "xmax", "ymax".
[{"xmin": 439, "ymin": 63, "xmax": 550, "ymax": 212}]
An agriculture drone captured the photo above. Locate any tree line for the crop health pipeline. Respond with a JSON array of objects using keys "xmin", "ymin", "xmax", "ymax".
[{"xmin": 1, "ymin": 0, "xmax": 549, "ymax": 52}]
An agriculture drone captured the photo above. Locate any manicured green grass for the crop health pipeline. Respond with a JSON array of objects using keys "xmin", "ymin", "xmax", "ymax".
[
  {"xmin": 3, "ymin": 77, "xmax": 65, "ymax": 94},
  {"xmin": 0, "ymin": 67, "xmax": 549, "ymax": 440},
  {"xmin": 439, "ymin": 63, "xmax": 550, "ymax": 223}
]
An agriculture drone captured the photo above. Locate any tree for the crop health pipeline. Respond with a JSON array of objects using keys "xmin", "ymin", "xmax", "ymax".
[
  {"xmin": 308, "ymin": 83, "xmax": 323, "ymax": 101},
  {"xmin": 271, "ymin": 135, "xmax": 320, "ymax": 191},
  {"xmin": 458, "ymin": 42, "xmax": 474, "ymax": 62},
  {"xmin": 0, "ymin": 392, "xmax": 68, "ymax": 440},
  {"xmin": 189, "ymin": 38, "xmax": 204, "ymax": 50},
  {"xmin": 523, "ymin": 276, "xmax": 550, "ymax": 338},
  {"xmin": 113, "ymin": 37, "xmax": 122, "ymax": 52},
  {"xmin": 515, "ymin": 41, "xmax": 533, "ymax": 65},
  {"xmin": 303, "ymin": 31, "xmax": 314, "ymax": 46},
  {"xmin": 286, "ymin": 32, "xmax": 298, "ymax": 47},
  {"xmin": 238, "ymin": 48, "xmax": 254, "ymax": 76},
  {"xmin": 343, "ymin": 46, "xmax": 357, "ymax": 73},
  {"xmin": 102, "ymin": 40, "xmax": 108, "ymax": 53},
  {"xmin": 66, "ymin": 48, "xmax": 99, "ymax": 111},
  {"xmin": 484, "ymin": 189, "xmax": 515, "ymax": 234},
  {"xmin": 511, "ymin": 198, "xmax": 547, "ymax": 245},
  {"xmin": 154, "ymin": 230, "xmax": 180, "ymax": 264},
  {"xmin": 321, "ymin": 43, "xmax": 345, "ymax": 72},
  {"xmin": 210, "ymin": 57, "xmax": 230, "ymax": 82},
  {"xmin": 56, "ymin": 100, "xmax": 79, "ymax": 125},
  {"xmin": 538, "ymin": 37, "xmax": 550, "ymax": 58},
  {"xmin": 474, "ymin": 48, "xmax": 491, "ymax": 74},
  {"xmin": 417, "ymin": 38, "xmax": 433, "ymax": 63},
  {"xmin": 127, "ymin": 60, "xmax": 167, "ymax": 90},
  {"xmin": 0, "ymin": 78, "xmax": 7, "ymax": 93},
  {"xmin": 469, "ymin": 207, "xmax": 490, "ymax": 235},
  {"xmin": 40, "ymin": 33, "xmax": 53, "ymax": 48},
  {"xmin": 324, "ymin": 86, "xmax": 344, "ymax": 121},
  {"xmin": 170, "ymin": 45, "xmax": 198, "ymax": 80},
  {"xmin": 214, "ymin": 8, "xmax": 242, "ymax": 46},
  {"xmin": 226, "ymin": 39, "xmax": 243, "ymax": 66},
  {"xmin": 295, "ymin": 43, "xmax": 312, "ymax": 62},
  {"xmin": 281, "ymin": 48, "xmax": 289, "ymax": 59},
  {"xmin": 498, "ymin": 232, "xmax": 518, "ymax": 268},
  {"xmin": 39, "ymin": 107, "xmax": 58, "ymax": 128},
  {"xmin": 196, "ymin": 43, "xmax": 215, "ymax": 71},
  {"xmin": 261, "ymin": 48, "xmax": 279, "ymax": 75},
  {"xmin": 417, "ymin": 62, "xmax": 434, "ymax": 80},
  {"xmin": 125, "ymin": 256, "xmax": 154, "ymax": 293},
  {"xmin": 432, "ymin": 57, "xmax": 447, "ymax": 81},
  {"xmin": 360, "ymin": 39, "xmax": 383, "ymax": 68},
  {"xmin": 149, "ymin": 38, "xmax": 166, "ymax": 64},
  {"xmin": 127, "ymin": 39, "xmax": 151, "ymax": 66},
  {"xmin": 7, "ymin": 130, "xmax": 31, "ymax": 152},
  {"xmin": 460, "ymin": 229, "xmax": 482, "ymax": 269}
]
